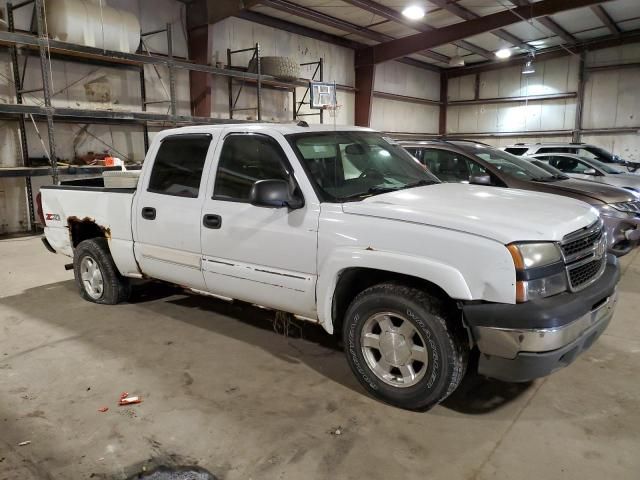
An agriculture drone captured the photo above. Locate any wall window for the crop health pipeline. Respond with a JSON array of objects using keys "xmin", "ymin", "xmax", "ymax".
[
  {"xmin": 214, "ymin": 134, "xmax": 290, "ymax": 201},
  {"xmin": 147, "ymin": 134, "xmax": 211, "ymax": 198}
]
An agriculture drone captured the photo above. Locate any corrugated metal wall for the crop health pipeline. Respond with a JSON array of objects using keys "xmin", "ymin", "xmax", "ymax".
[
  {"xmin": 446, "ymin": 43, "xmax": 640, "ymax": 162},
  {"xmin": 371, "ymin": 61, "xmax": 440, "ymax": 134}
]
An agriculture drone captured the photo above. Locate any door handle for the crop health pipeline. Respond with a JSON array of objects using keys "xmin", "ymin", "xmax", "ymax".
[
  {"xmin": 203, "ymin": 214, "xmax": 222, "ymax": 229},
  {"xmin": 141, "ymin": 207, "xmax": 156, "ymax": 220}
]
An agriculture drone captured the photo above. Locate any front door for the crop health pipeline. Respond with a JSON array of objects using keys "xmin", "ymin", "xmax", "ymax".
[
  {"xmin": 134, "ymin": 133, "xmax": 216, "ymax": 290},
  {"xmin": 200, "ymin": 131, "xmax": 319, "ymax": 318}
]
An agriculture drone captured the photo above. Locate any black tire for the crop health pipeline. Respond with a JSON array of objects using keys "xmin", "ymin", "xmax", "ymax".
[
  {"xmin": 248, "ymin": 56, "xmax": 300, "ymax": 81},
  {"xmin": 73, "ymin": 238, "xmax": 131, "ymax": 305},
  {"xmin": 343, "ymin": 283, "xmax": 468, "ymax": 411}
]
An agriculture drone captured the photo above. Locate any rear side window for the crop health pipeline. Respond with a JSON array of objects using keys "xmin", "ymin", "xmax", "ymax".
[
  {"xmin": 214, "ymin": 134, "xmax": 290, "ymax": 201},
  {"xmin": 147, "ymin": 134, "xmax": 211, "ymax": 198},
  {"xmin": 504, "ymin": 147, "xmax": 528, "ymax": 156},
  {"xmin": 537, "ymin": 147, "xmax": 576, "ymax": 154}
]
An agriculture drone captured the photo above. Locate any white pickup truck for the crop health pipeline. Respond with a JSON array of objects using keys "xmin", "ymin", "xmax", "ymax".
[{"xmin": 39, "ymin": 124, "xmax": 620, "ymax": 410}]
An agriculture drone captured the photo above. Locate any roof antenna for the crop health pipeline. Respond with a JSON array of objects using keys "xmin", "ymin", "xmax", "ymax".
[{"xmin": 297, "ymin": 120, "xmax": 309, "ymax": 127}]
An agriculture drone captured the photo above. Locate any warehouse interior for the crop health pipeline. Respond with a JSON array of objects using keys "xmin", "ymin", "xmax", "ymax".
[{"xmin": 1, "ymin": 1, "xmax": 640, "ymax": 479}]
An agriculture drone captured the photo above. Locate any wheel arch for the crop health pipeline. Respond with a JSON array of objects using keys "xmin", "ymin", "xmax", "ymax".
[{"xmin": 316, "ymin": 248, "xmax": 473, "ymax": 335}]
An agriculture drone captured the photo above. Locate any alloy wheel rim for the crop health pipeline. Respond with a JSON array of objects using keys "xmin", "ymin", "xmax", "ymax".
[
  {"xmin": 361, "ymin": 312, "xmax": 429, "ymax": 388},
  {"xmin": 80, "ymin": 256, "xmax": 104, "ymax": 299}
]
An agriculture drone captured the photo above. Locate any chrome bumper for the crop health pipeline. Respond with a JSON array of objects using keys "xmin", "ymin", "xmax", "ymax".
[{"xmin": 472, "ymin": 290, "xmax": 617, "ymax": 360}]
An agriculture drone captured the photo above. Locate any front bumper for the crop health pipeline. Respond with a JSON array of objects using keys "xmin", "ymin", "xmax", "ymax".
[
  {"xmin": 602, "ymin": 212, "xmax": 640, "ymax": 256},
  {"xmin": 463, "ymin": 255, "xmax": 620, "ymax": 382}
]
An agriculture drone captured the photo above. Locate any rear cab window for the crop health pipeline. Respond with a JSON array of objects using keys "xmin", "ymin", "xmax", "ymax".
[{"xmin": 147, "ymin": 134, "xmax": 212, "ymax": 198}]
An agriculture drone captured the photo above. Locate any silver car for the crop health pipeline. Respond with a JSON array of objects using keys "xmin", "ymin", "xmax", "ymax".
[{"xmin": 527, "ymin": 153, "xmax": 640, "ymax": 195}]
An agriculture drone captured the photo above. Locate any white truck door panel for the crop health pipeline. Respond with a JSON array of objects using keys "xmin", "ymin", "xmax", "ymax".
[
  {"xmin": 201, "ymin": 131, "xmax": 319, "ymax": 317},
  {"xmin": 134, "ymin": 133, "xmax": 216, "ymax": 289}
]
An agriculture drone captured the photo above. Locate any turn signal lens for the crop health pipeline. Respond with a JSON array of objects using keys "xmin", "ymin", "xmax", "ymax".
[{"xmin": 507, "ymin": 244, "xmax": 525, "ymax": 270}]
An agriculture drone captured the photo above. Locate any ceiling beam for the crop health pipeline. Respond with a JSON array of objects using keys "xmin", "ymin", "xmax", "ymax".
[
  {"xmin": 235, "ymin": 10, "xmax": 441, "ymax": 72},
  {"xmin": 510, "ymin": 0, "xmax": 577, "ymax": 44},
  {"xmin": 535, "ymin": 16, "xmax": 577, "ymax": 44},
  {"xmin": 341, "ymin": 0, "xmax": 494, "ymax": 59},
  {"xmin": 356, "ymin": 0, "xmax": 613, "ymax": 66},
  {"xmin": 446, "ymin": 28, "xmax": 640, "ymax": 78},
  {"xmin": 426, "ymin": 0, "xmax": 534, "ymax": 52},
  {"xmin": 261, "ymin": 0, "xmax": 450, "ymax": 64},
  {"xmin": 590, "ymin": 5, "xmax": 621, "ymax": 35},
  {"xmin": 189, "ymin": 0, "xmax": 263, "ymax": 26}
]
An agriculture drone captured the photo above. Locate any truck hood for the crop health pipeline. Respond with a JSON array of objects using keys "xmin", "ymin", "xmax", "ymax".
[
  {"xmin": 599, "ymin": 174, "xmax": 640, "ymax": 191},
  {"xmin": 342, "ymin": 183, "xmax": 598, "ymax": 244},
  {"xmin": 549, "ymin": 178, "xmax": 636, "ymax": 203}
]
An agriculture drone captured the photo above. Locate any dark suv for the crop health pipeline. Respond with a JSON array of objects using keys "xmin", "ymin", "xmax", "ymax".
[{"xmin": 401, "ymin": 140, "xmax": 640, "ymax": 256}]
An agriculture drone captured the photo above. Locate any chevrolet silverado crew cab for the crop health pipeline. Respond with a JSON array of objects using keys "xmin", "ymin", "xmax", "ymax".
[{"xmin": 40, "ymin": 124, "xmax": 619, "ymax": 411}]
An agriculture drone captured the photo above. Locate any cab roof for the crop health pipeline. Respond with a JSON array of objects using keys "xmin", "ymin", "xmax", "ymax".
[{"xmin": 157, "ymin": 123, "xmax": 376, "ymax": 138}]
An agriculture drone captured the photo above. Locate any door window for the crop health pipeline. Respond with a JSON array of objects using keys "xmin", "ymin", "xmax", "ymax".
[
  {"xmin": 421, "ymin": 149, "xmax": 486, "ymax": 183},
  {"xmin": 547, "ymin": 156, "xmax": 592, "ymax": 174},
  {"xmin": 214, "ymin": 134, "xmax": 291, "ymax": 201},
  {"xmin": 147, "ymin": 134, "xmax": 211, "ymax": 198}
]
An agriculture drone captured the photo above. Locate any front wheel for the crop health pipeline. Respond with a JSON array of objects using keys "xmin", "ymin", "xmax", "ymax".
[
  {"xmin": 343, "ymin": 283, "xmax": 468, "ymax": 411},
  {"xmin": 73, "ymin": 238, "xmax": 130, "ymax": 304}
]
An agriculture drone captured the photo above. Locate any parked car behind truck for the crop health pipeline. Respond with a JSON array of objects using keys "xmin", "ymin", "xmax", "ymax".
[
  {"xmin": 501, "ymin": 142, "xmax": 640, "ymax": 173},
  {"xmin": 402, "ymin": 140, "xmax": 640, "ymax": 256},
  {"xmin": 39, "ymin": 124, "xmax": 619, "ymax": 410},
  {"xmin": 525, "ymin": 152, "xmax": 640, "ymax": 194}
]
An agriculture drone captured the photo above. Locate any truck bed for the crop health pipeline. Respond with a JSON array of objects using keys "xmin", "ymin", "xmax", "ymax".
[{"xmin": 40, "ymin": 184, "xmax": 140, "ymax": 277}]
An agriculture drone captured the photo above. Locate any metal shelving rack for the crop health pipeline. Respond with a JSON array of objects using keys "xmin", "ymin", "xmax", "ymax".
[{"xmin": 0, "ymin": 0, "xmax": 328, "ymax": 230}]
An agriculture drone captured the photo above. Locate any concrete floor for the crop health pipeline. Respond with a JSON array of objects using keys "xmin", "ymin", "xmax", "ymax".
[{"xmin": 1, "ymin": 236, "xmax": 639, "ymax": 480}]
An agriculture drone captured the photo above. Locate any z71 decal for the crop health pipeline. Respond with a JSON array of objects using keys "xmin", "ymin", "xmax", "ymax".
[{"xmin": 45, "ymin": 213, "xmax": 61, "ymax": 221}]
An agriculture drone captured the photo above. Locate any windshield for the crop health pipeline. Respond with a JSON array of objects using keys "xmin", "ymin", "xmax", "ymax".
[
  {"xmin": 579, "ymin": 146, "xmax": 617, "ymax": 164},
  {"xmin": 529, "ymin": 159, "xmax": 570, "ymax": 179},
  {"xmin": 287, "ymin": 132, "xmax": 439, "ymax": 202},
  {"xmin": 468, "ymin": 147, "xmax": 557, "ymax": 181},
  {"xmin": 585, "ymin": 157, "xmax": 625, "ymax": 174}
]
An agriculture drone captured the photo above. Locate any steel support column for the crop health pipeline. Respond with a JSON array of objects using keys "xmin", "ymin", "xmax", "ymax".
[
  {"xmin": 354, "ymin": 64, "xmax": 375, "ymax": 127},
  {"xmin": 439, "ymin": 73, "xmax": 448, "ymax": 136},
  {"xmin": 573, "ymin": 52, "xmax": 587, "ymax": 143},
  {"xmin": 187, "ymin": 0, "xmax": 213, "ymax": 117}
]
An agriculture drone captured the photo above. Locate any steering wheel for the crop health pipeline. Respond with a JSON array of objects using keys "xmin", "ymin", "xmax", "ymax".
[{"xmin": 359, "ymin": 168, "xmax": 383, "ymax": 179}]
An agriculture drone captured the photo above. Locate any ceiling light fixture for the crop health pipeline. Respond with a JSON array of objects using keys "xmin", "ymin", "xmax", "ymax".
[
  {"xmin": 402, "ymin": 5, "xmax": 425, "ymax": 20},
  {"xmin": 522, "ymin": 53, "xmax": 536, "ymax": 75},
  {"xmin": 495, "ymin": 48, "xmax": 512, "ymax": 59},
  {"xmin": 522, "ymin": 59, "xmax": 535, "ymax": 75}
]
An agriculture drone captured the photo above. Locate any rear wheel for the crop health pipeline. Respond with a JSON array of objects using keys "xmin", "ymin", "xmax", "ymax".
[
  {"xmin": 343, "ymin": 283, "xmax": 468, "ymax": 410},
  {"xmin": 73, "ymin": 238, "xmax": 130, "ymax": 304}
]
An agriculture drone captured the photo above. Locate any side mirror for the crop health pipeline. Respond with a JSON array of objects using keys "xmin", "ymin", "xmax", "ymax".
[
  {"xmin": 249, "ymin": 179, "xmax": 304, "ymax": 209},
  {"xmin": 583, "ymin": 168, "xmax": 597, "ymax": 175},
  {"xmin": 469, "ymin": 174, "xmax": 492, "ymax": 186}
]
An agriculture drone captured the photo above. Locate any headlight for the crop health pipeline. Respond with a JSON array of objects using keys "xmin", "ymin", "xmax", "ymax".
[
  {"xmin": 597, "ymin": 204, "xmax": 637, "ymax": 219},
  {"xmin": 507, "ymin": 242, "xmax": 567, "ymax": 302}
]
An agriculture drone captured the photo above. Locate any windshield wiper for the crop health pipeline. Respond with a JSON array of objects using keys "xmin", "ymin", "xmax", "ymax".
[
  {"xmin": 341, "ymin": 179, "xmax": 437, "ymax": 201},
  {"xmin": 341, "ymin": 185, "xmax": 399, "ymax": 200},
  {"xmin": 531, "ymin": 176, "xmax": 557, "ymax": 182},
  {"xmin": 399, "ymin": 179, "xmax": 437, "ymax": 190}
]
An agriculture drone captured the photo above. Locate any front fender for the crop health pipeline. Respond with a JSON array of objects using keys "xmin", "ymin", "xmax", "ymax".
[{"xmin": 316, "ymin": 247, "xmax": 473, "ymax": 334}]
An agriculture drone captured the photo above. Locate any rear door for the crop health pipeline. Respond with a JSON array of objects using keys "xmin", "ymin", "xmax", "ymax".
[
  {"xmin": 199, "ymin": 129, "xmax": 319, "ymax": 318},
  {"xmin": 133, "ymin": 132, "xmax": 217, "ymax": 289}
]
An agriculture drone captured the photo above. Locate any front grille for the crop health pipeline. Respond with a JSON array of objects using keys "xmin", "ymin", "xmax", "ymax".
[
  {"xmin": 568, "ymin": 256, "xmax": 605, "ymax": 289},
  {"xmin": 561, "ymin": 222, "xmax": 604, "ymax": 259},
  {"xmin": 561, "ymin": 219, "xmax": 606, "ymax": 291}
]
